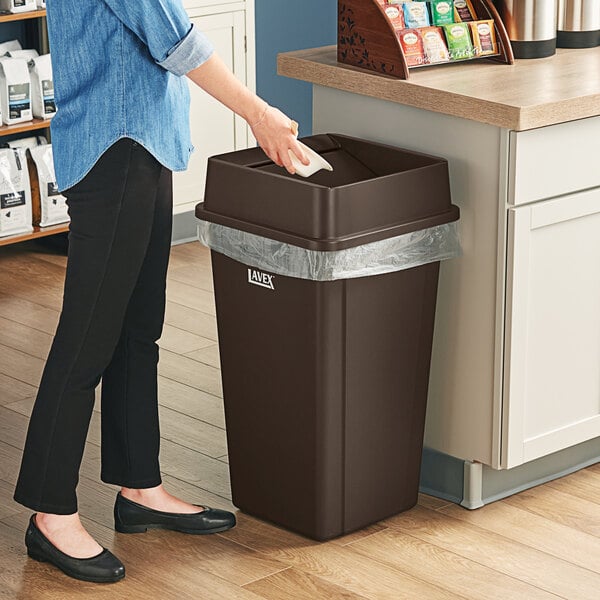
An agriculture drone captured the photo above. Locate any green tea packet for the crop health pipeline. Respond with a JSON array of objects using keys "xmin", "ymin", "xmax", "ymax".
[
  {"xmin": 443, "ymin": 22, "xmax": 474, "ymax": 60},
  {"xmin": 430, "ymin": 1, "xmax": 455, "ymax": 26}
]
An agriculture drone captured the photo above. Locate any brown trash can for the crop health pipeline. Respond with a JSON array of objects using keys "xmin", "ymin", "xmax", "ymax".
[{"xmin": 196, "ymin": 134, "xmax": 460, "ymax": 541}]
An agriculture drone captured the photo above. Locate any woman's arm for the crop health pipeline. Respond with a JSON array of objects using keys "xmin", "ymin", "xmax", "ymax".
[
  {"xmin": 101, "ymin": 1, "xmax": 306, "ymax": 173},
  {"xmin": 186, "ymin": 53, "xmax": 309, "ymax": 174}
]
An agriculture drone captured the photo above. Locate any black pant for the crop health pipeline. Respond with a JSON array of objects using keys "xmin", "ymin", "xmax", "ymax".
[{"xmin": 13, "ymin": 138, "xmax": 173, "ymax": 514}]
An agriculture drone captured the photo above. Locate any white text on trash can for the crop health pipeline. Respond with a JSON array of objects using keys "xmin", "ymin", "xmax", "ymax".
[{"xmin": 247, "ymin": 268, "xmax": 275, "ymax": 290}]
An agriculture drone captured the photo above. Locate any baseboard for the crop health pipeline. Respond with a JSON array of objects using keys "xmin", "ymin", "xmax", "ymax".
[
  {"xmin": 172, "ymin": 209, "xmax": 200, "ymax": 245},
  {"xmin": 419, "ymin": 437, "xmax": 600, "ymax": 508},
  {"xmin": 419, "ymin": 446, "xmax": 464, "ymax": 504},
  {"xmin": 481, "ymin": 436, "xmax": 600, "ymax": 505}
]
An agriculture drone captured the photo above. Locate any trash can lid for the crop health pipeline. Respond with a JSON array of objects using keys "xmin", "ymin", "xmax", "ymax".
[{"xmin": 196, "ymin": 133, "xmax": 459, "ymax": 251}]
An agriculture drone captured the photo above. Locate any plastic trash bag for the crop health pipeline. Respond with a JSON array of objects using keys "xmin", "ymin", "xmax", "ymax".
[{"xmin": 197, "ymin": 220, "xmax": 461, "ymax": 282}]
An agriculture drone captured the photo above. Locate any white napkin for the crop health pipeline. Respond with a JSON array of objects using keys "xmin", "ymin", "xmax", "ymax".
[{"xmin": 288, "ymin": 141, "xmax": 334, "ymax": 177}]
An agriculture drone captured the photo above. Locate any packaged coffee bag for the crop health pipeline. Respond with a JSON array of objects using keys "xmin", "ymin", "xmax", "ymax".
[
  {"xmin": 0, "ymin": 40, "xmax": 22, "ymax": 56},
  {"xmin": 0, "ymin": 58, "xmax": 32, "ymax": 125},
  {"xmin": 29, "ymin": 54, "xmax": 55, "ymax": 119},
  {"xmin": 7, "ymin": 49, "xmax": 39, "ymax": 60},
  {"xmin": 0, "ymin": 147, "xmax": 32, "ymax": 238},
  {"xmin": 0, "ymin": 0, "xmax": 37, "ymax": 14},
  {"xmin": 5, "ymin": 135, "xmax": 47, "ymax": 149},
  {"xmin": 28, "ymin": 144, "xmax": 68, "ymax": 227}
]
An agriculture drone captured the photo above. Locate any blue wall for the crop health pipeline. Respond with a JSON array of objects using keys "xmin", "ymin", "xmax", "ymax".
[{"xmin": 255, "ymin": 0, "xmax": 337, "ymax": 137}]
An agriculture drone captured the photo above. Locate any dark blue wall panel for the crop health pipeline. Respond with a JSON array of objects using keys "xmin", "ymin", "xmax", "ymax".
[{"xmin": 254, "ymin": 0, "xmax": 337, "ymax": 136}]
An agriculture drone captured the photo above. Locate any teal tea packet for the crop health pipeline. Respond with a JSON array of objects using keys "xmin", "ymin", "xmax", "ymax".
[
  {"xmin": 430, "ymin": 1, "xmax": 455, "ymax": 26},
  {"xmin": 443, "ymin": 22, "xmax": 474, "ymax": 59},
  {"xmin": 402, "ymin": 1, "xmax": 430, "ymax": 28}
]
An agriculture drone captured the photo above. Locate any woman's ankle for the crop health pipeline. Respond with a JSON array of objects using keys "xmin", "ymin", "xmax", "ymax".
[
  {"xmin": 35, "ymin": 512, "xmax": 81, "ymax": 536},
  {"xmin": 121, "ymin": 483, "xmax": 164, "ymax": 499},
  {"xmin": 36, "ymin": 511, "xmax": 79, "ymax": 525}
]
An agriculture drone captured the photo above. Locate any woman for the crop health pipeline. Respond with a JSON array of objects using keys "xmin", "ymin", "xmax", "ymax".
[{"xmin": 12, "ymin": 0, "xmax": 308, "ymax": 584}]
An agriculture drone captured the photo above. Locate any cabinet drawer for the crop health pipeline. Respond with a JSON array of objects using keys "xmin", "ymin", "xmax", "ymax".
[
  {"xmin": 503, "ymin": 187, "xmax": 600, "ymax": 467},
  {"xmin": 509, "ymin": 116, "xmax": 600, "ymax": 206}
]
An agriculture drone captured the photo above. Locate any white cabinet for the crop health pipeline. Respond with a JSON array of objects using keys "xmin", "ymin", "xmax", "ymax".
[
  {"xmin": 174, "ymin": 2, "xmax": 255, "ymax": 215},
  {"xmin": 503, "ymin": 188, "xmax": 600, "ymax": 467}
]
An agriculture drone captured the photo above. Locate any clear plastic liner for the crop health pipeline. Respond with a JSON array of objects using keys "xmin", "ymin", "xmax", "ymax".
[{"xmin": 198, "ymin": 220, "xmax": 461, "ymax": 282}]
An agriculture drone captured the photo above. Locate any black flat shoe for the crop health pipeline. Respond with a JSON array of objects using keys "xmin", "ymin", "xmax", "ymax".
[
  {"xmin": 25, "ymin": 514, "xmax": 125, "ymax": 583},
  {"xmin": 114, "ymin": 491, "xmax": 236, "ymax": 535}
]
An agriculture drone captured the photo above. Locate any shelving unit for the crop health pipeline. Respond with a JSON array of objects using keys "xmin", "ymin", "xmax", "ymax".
[
  {"xmin": 0, "ymin": 9, "xmax": 46, "ymax": 23},
  {"xmin": 0, "ymin": 9, "xmax": 67, "ymax": 246},
  {"xmin": 338, "ymin": 0, "xmax": 513, "ymax": 80},
  {"xmin": 0, "ymin": 222, "xmax": 67, "ymax": 246}
]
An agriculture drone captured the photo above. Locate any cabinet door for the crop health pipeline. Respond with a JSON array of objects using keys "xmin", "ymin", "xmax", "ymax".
[
  {"xmin": 503, "ymin": 188, "xmax": 600, "ymax": 468},
  {"xmin": 173, "ymin": 11, "xmax": 248, "ymax": 215}
]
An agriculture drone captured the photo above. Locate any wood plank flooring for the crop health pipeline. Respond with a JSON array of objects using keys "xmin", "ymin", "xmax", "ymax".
[{"xmin": 0, "ymin": 239, "xmax": 598, "ymax": 599}]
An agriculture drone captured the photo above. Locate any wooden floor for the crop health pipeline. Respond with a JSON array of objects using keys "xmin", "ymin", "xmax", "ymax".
[{"xmin": 0, "ymin": 239, "xmax": 599, "ymax": 599}]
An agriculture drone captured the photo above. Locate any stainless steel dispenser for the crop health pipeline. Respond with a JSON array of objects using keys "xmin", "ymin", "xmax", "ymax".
[
  {"xmin": 557, "ymin": 0, "xmax": 600, "ymax": 47},
  {"xmin": 494, "ymin": 0, "xmax": 558, "ymax": 58}
]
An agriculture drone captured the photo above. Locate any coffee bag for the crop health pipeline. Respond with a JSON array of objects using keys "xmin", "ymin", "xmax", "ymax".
[
  {"xmin": 29, "ymin": 144, "xmax": 68, "ymax": 227},
  {"xmin": 0, "ymin": 58, "xmax": 32, "ymax": 125},
  {"xmin": 29, "ymin": 54, "xmax": 55, "ymax": 119},
  {"xmin": 7, "ymin": 49, "xmax": 39, "ymax": 60},
  {"xmin": 0, "ymin": 0, "xmax": 37, "ymax": 14},
  {"xmin": 0, "ymin": 40, "xmax": 22, "ymax": 56},
  {"xmin": 5, "ymin": 135, "xmax": 47, "ymax": 149},
  {"xmin": 0, "ymin": 147, "xmax": 32, "ymax": 238}
]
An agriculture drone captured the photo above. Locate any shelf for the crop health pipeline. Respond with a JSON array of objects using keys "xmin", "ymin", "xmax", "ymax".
[
  {"xmin": 0, "ymin": 7, "xmax": 63, "ymax": 249},
  {"xmin": 0, "ymin": 118, "xmax": 50, "ymax": 137},
  {"xmin": 338, "ymin": 0, "xmax": 513, "ymax": 80},
  {"xmin": 0, "ymin": 223, "xmax": 68, "ymax": 247},
  {"xmin": 0, "ymin": 9, "xmax": 46, "ymax": 23}
]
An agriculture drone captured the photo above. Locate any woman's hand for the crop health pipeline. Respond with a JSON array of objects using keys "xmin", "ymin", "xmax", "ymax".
[
  {"xmin": 249, "ymin": 104, "xmax": 310, "ymax": 174},
  {"xmin": 186, "ymin": 54, "xmax": 310, "ymax": 175}
]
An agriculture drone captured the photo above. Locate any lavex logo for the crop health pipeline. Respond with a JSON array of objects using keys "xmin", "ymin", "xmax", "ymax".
[{"xmin": 247, "ymin": 268, "xmax": 275, "ymax": 290}]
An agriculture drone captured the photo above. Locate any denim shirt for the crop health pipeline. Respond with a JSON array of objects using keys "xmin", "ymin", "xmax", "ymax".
[{"xmin": 46, "ymin": 0, "xmax": 215, "ymax": 192}]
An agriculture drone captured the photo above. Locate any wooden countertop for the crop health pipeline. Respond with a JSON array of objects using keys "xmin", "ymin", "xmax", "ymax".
[{"xmin": 277, "ymin": 45, "xmax": 600, "ymax": 131}]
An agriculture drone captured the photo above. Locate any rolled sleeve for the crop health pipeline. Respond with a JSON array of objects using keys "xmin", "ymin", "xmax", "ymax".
[
  {"xmin": 158, "ymin": 24, "xmax": 215, "ymax": 76},
  {"xmin": 102, "ymin": 0, "xmax": 214, "ymax": 76}
]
